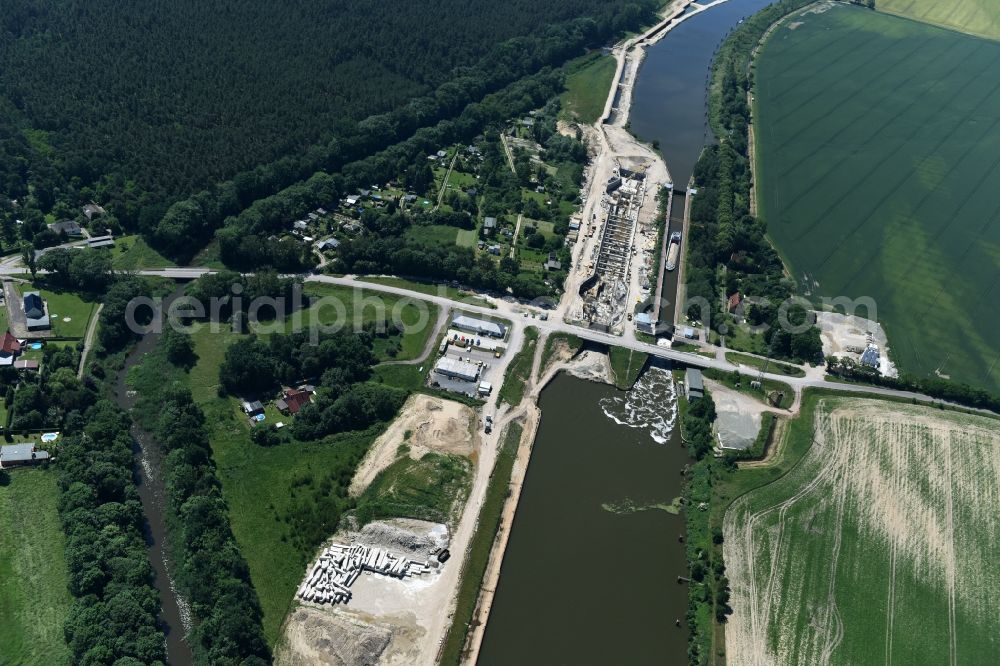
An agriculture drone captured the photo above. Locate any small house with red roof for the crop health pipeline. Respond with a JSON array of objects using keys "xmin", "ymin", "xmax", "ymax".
[
  {"xmin": 275, "ymin": 388, "xmax": 314, "ymax": 415},
  {"xmin": 0, "ymin": 331, "xmax": 21, "ymax": 366}
]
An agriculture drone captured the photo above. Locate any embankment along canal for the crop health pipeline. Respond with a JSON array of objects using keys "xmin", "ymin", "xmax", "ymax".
[
  {"xmin": 478, "ymin": 370, "xmax": 689, "ymax": 664},
  {"xmin": 114, "ymin": 292, "xmax": 193, "ymax": 665}
]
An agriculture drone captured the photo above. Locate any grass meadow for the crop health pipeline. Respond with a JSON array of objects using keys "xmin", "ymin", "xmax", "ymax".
[
  {"xmin": 560, "ymin": 52, "xmax": 617, "ymax": 124},
  {"xmin": 723, "ymin": 397, "xmax": 1000, "ymax": 665},
  {"xmin": 879, "ymin": 0, "xmax": 1000, "ymax": 41},
  {"xmin": 754, "ymin": 4, "xmax": 1000, "ymax": 394},
  {"xmin": 0, "ymin": 469, "xmax": 72, "ymax": 665}
]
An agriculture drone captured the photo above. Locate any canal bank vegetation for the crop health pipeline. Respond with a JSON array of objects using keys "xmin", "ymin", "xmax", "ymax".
[
  {"xmin": 675, "ymin": 385, "xmax": 729, "ymax": 665},
  {"xmin": 608, "ymin": 347, "xmax": 648, "ymax": 390},
  {"xmin": 682, "ymin": 0, "xmax": 821, "ymax": 366},
  {"xmin": 498, "ymin": 327, "xmax": 539, "ymax": 406},
  {"xmin": 0, "ymin": 468, "xmax": 72, "ymax": 665},
  {"xmin": 540, "ymin": 331, "xmax": 583, "ymax": 376},
  {"xmin": 440, "ymin": 421, "xmax": 523, "ymax": 666}
]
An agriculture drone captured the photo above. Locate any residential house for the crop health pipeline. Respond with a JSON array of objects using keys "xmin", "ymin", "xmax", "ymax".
[
  {"xmin": 482, "ymin": 217, "xmax": 497, "ymax": 235},
  {"xmin": 316, "ymin": 238, "xmax": 340, "ymax": 252},
  {"xmin": 0, "ymin": 331, "xmax": 21, "ymax": 366},
  {"xmin": 544, "ymin": 253, "xmax": 562, "ymax": 271},
  {"xmin": 727, "ymin": 292, "xmax": 742, "ymax": 314},
  {"xmin": 275, "ymin": 388, "xmax": 314, "ymax": 415},
  {"xmin": 0, "ymin": 443, "xmax": 50, "ymax": 468},
  {"xmin": 82, "ymin": 203, "xmax": 106, "ymax": 220},
  {"xmin": 241, "ymin": 400, "xmax": 264, "ymax": 416},
  {"xmin": 23, "ymin": 291, "xmax": 50, "ymax": 331},
  {"xmin": 48, "ymin": 219, "xmax": 82, "ymax": 236}
]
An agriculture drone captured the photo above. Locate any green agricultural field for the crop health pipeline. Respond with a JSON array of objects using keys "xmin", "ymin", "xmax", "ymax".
[
  {"xmin": 879, "ymin": 0, "xmax": 1000, "ymax": 41},
  {"xmin": 723, "ymin": 398, "xmax": 1000, "ymax": 665},
  {"xmin": 0, "ymin": 469, "xmax": 73, "ymax": 665},
  {"xmin": 754, "ymin": 4, "xmax": 1000, "ymax": 394},
  {"xmin": 561, "ymin": 52, "xmax": 617, "ymax": 124}
]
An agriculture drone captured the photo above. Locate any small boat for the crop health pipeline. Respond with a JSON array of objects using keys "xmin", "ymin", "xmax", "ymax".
[{"xmin": 665, "ymin": 231, "xmax": 682, "ymax": 271}]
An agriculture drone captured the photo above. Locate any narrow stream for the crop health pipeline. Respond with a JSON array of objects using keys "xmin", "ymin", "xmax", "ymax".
[{"xmin": 113, "ymin": 291, "xmax": 194, "ymax": 665}]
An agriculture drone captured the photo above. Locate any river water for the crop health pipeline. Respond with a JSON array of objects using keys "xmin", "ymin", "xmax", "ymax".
[
  {"xmin": 114, "ymin": 293, "xmax": 194, "ymax": 665},
  {"xmin": 629, "ymin": 0, "xmax": 778, "ymax": 188},
  {"xmin": 478, "ymin": 369, "xmax": 690, "ymax": 664}
]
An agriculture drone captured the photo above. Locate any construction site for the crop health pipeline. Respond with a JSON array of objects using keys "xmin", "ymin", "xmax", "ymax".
[{"xmin": 575, "ymin": 165, "xmax": 649, "ymax": 332}]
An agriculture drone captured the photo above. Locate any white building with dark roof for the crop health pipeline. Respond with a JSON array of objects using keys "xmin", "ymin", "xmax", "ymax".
[
  {"xmin": 452, "ymin": 315, "xmax": 506, "ymax": 339},
  {"xmin": 434, "ymin": 356, "xmax": 480, "ymax": 382}
]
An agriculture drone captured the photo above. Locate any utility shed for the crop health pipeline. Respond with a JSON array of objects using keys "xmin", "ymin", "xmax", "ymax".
[
  {"xmin": 434, "ymin": 357, "xmax": 480, "ymax": 382},
  {"xmin": 686, "ymin": 368, "xmax": 704, "ymax": 401},
  {"xmin": 452, "ymin": 315, "xmax": 506, "ymax": 339}
]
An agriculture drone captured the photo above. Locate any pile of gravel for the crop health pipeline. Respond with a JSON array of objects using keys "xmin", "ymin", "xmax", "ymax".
[{"xmin": 355, "ymin": 519, "xmax": 449, "ymax": 556}]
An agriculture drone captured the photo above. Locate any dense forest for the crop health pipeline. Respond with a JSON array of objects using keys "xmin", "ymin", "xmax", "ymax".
[{"xmin": 0, "ymin": 0, "xmax": 656, "ymax": 253}]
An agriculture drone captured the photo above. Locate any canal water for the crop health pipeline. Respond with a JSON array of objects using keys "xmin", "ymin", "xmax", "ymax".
[
  {"xmin": 478, "ymin": 369, "xmax": 690, "ymax": 665},
  {"xmin": 114, "ymin": 292, "xmax": 194, "ymax": 665},
  {"xmin": 629, "ymin": 0, "xmax": 778, "ymax": 188}
]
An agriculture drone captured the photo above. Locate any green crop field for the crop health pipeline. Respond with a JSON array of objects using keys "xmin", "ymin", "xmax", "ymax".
[
  {"xmin": 754, "ymin": 4, "xmax": 1000, "ymax": 394},
  {"xmin": 879, "ymin": 0, "xmax": 1000, "ymax": 41},
  {"xmin": 0, "ymin": 469, "xmax": 73, "ymax": 665},
  {"xmin": 724, "ymin": 397, "xmax": 1000, "ymax": 665}
]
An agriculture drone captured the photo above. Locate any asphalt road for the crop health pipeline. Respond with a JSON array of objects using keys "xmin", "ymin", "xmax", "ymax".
[{"xmin": 1, "ymin": 262, "xmax": 992, "ymax": 415}]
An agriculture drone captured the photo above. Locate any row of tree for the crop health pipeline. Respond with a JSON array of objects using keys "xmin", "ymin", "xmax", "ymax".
[
  {"xmin": 57, "ymin": 399, "xmax": 166, "ymax": 663},
  {"xmin": 686, "ymin": 0, "xmax": 822, "ymax": 364}
]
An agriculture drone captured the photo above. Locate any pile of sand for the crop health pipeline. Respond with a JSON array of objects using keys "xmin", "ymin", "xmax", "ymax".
[
  {"xmin": 350, "ymin": 395, "xmax": 476, "ymax": 497},
  {"xmin": 278, "ymin": 607, "xmax": 392, "ymax": 666}
]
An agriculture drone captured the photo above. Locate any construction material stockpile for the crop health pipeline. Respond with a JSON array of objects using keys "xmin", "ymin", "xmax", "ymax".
[{"xmin": 296, "ymin": 542, "xmax": 431, "ymax": 605}]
